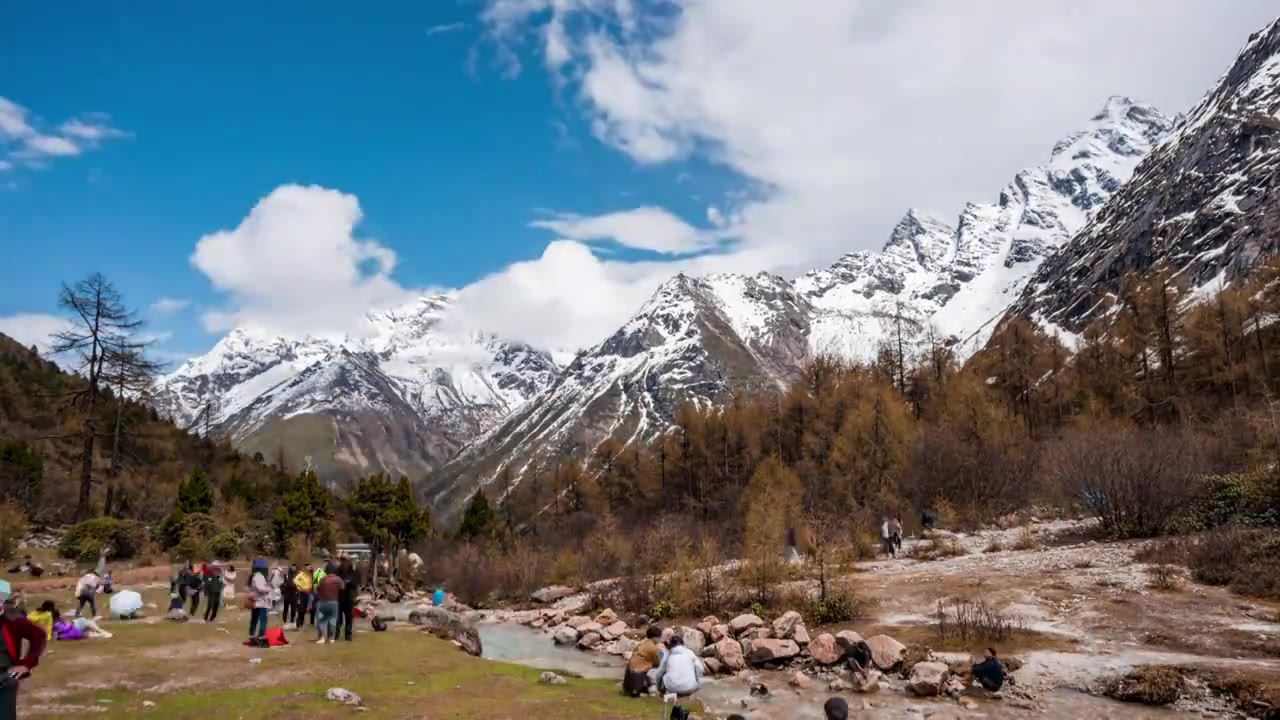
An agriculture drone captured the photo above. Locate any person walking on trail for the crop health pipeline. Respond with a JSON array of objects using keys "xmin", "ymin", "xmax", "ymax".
[
  {"xmin": 0, "ymin": 593, "xmax": 47, "ymax": 720},
  {"xmin": 313, "ymin": 569, "xmax": 345, "ymax": 644},
  {"xmin": 653, "ymin": 634, "xmax": 703, "ymax": 698},
  {"xmin": 74, "ymin": 571, "xmax": 101, "ymax": 619},
  {"xmin": 335, "ymin": 558, "xmax": 359, "ymax": 642},
  {"xmin": 292, "ymin": 565, "xmax": 314, "ymax": 631},
  {"xmin": 971, "ymin": 647, "xmax": 1006, "ymax": 693},
  {"xmin": 281, "ymin": 564, "xmax": 298, "ymax": 625},
  {"xmin": 247, "ymin": 559, "xmax": 272, "ymax": 647},
  {"xmin": 203, "ymin": 566, "xmax": 225, "ymax": 623}
]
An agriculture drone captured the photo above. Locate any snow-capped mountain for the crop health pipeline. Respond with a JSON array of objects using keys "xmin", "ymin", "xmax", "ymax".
[
  {"xmin": 799, "ymin": 96, "xmax": 1173, "ymax": 359},
  {"xmin": 1006, "ymin": 18, "xmax": 1280, "ymax": 334},
  {"xmin": 154, "ymin": 296, "xmax": 559, "ymax": 481}
]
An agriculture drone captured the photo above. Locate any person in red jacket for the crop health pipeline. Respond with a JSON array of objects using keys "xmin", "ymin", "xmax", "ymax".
[{"xmin": 0, "ymin": 594, "xmax": 47, "ymax": 720}]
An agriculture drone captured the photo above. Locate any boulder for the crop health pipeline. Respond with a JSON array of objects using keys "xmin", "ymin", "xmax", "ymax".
[
  {"xmin": 609, "ymin": 637, "xmax": 638, "ymax": 656},
  {"xmin": 600, "ymin": 621, "xmax": 629, "ymax": 641},
  {"xmin": 678, "ymin": 626, "xmax": 707, "ymax": 655},
  {"xmin": 530, "ymin": 616, "xmax": 546, "ymax": 629},
  {"xmin": 944, "ymin": 676, "xmax": 967, "ymax": 699},
  {"xmin": 709, "ymin": 624, "xmax": 730, "ymax": 643},
  {"xmin": 552, "ymin": 626, "xmax": 580, "ymax": 646},
  {"xmin": 793, "ymin": 624, "xmax": 811, "ymax": 646},
  {"xmin": 808, "ymin": 633, "xmax": 843, "ymax": 665},
  {"xmin": 704, "ymin": 657, "xmax": 725, "ymax": 675},
  {"xmin": 553, "ymin": 594, "xmax": 591, "ymax": 616},
  {"xmin": 713, "ymin": 638, "xmax": 747, "ymax": 671},
  {"xmin": 908, "ymin": 662, "xmax": 951, "ymax": 696},
  {"xmin": 594, "ymin": 609, "xmax": 618, "ymax": 626},
  {"xmin": 696, "ymin": 615, "xmax": 720, "ymax": 637},
  {"xmin": 408, "ymin": 606, "xmax": 483, "ymax": 657},
  {"xmin": 660, "ymin": 627, "xmax": 675, "ymax": 645},
  {"xmin": 829, "ymin": 678, "xmax": 851, "ymax": 692},
  {"xmin": 852, "ymin": 669, "xmax": 883, "ymax": 694},
  {"xmin": 744, "ymin": 627, "xmax": 772, "ymax": 641},
  {"xmin": 325, "ymin": 688, "xmax": 362, "ymax": 706},
  {"xmin": 789, "ymin": 671, "xmax": 814, "ymax": 690},
  {"xmin": 746, "ymin": 638, "xmax": 801, "ymax": 665},
  {"xmin": 566, "ymin": 615, "xmax": 593, "ymax": 630},
  {"xmin": 772, "ymin": 610, "xmax": 804, "ymax": 639},
  {"xmin": 577, "ymin": 632, "xmax": 603, "ymax": 650},
  {"xmin": 865, "ymin": 634, "xmax": 907, "ymax": 671},
  {"xmin": 900, "ymin": 643, "xmax": 935, "ymax": 675},
  {"xmin": 578, "ymin": 621, "xmax": 604, "ymax": 635},
  {"xmin": 531, "ymin": 585, "xmax": 576, "ymax": 604},
  {"xmin": 835, "ymin": 630, "xmax": 864, "ymax": 647},
  {"xmin": 729, "ymin": 613, "xmax": 765, "ymax": 636},
  {"xmin": 539, "ymin": 671, "xmax": 567, "ymax": 685}
]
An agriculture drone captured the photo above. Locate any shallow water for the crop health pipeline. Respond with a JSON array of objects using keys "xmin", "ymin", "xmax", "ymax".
[{"xmin": 477, "ymin": 624, "xmax": 1186, "ymax": 719}]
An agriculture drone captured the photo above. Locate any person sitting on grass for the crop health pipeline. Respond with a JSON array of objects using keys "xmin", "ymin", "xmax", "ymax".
[
  {"xmin": 623, "ymin": 626, "xmax": 664, "ymax": 697},
  {"xmin": 971, "ymin": 647, "xmax": 1006, "ymax": 692},
  {"xmin": 52, "ymin": 611, "xmax": 112, "ymax": 640},
  {"xmin": 27, "ymin": 602, "xmax": 56, "ymax": 641},
  {"xmin": 653, "ymin": 634, "xmax": 703, "ymax": 698}
]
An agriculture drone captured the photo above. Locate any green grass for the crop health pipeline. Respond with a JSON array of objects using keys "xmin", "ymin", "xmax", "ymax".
[{"xmin": 25, "ymin": 612, "xmax": 661, "ymax": 720}]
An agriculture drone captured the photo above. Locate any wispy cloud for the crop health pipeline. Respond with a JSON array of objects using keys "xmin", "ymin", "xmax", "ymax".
[
  {"xmin": 0, "ymin": 313, "xmax": 73, "ymax": 353},
  {"xmin": 426, "ymin": 21, "xmax": 468, "ymax": 37},
  {"xmin": 0, "ymin": 97, "xmax": 128, "ymax": 170},
  {"xmin": 149, "ymin": 297, "xmax": 191, "ymax": 314}
]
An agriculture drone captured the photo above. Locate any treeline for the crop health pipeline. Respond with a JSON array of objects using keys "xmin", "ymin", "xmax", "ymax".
[{"xmin": 475, "ymin": 260, "xmax": 1280, "ymax": 549}]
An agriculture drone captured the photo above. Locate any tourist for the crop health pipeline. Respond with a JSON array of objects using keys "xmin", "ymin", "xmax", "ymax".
[
  {"xmin": 653, "ymin": 634, "xmax": 703, "ymax": 698},
  {"xmin": 835, "ymin": 634, "xmax": 874, "ymax": 678},
  {"xmin": 336, "ymin": 558, "xmax": 359, "ymax": 641},
  {"xmin": 27, "ymin": 602, "xmax": 56, "ymax": 641},
  {"xmin": 292, "ymin": 564, "xmax": 314, "ymax": 630},
  {"xmin": 203, "ymin": 565, "xmax": 225, "ymax": 623},
  {"xmin": 922, "ymin": 509, "xmax": 937, "ymax": 532},
  {"xmin": 281, "ymin": 564, "xmax": 298, "ymax": 625},
  {"xmin": 0, "ymin": 593, "xmax": 47, "ymax": 718},
  {"xmin": 247, "ymin": 559, "xmax": 272, "ymax": 647},
  {"xmin": 890, "ymin": 516, "xmax": 903, "ymax": 553},
  {"xmin": 223, "ymin": 564, "xmax": 238, "ymax": 604},
  {"xmin": 823, "ymin": 697, "xmax": 849, "ymax": 720},
  {"xmin": 176, "ymin": 563, "xmax": 202, "ymax": 616},
  {"xmin": 310, "ymin": 563, "xmax": 328, "ymax": 625},
  {"xmin": 313, "ymin": 566, "xmax": 345, "ymax": 644},
  {"xmin": 623, "ymin": 626, "xmax": 664, "ymax": 697},
  {"xmin": 74, "ymin": 570, "xmax": 101, "ymax": 618},
  {"xmin": 54, "ymin": 613, "xmax": 111, "ymax": 640},
  {"xmin": 972, "ymin": 647, "xmax": 1006, "ymax": 692}
]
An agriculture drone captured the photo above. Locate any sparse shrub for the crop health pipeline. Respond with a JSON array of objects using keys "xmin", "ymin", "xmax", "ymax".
[
  {"xmin": 1148, "ymin": 563, "xmax": 1181, "ymax": 591},
  {"xmin": 1103, "ymin": 665, "xmax": 1186, "ymax": 705},
  {"xmin": 983, "ymin": 538, "xmax": 1004, "ymax": 554},
  {"xmin": 649, "ymin": 599, "xmax": 676, "ymax": 620},
  {"xmin": 933, "ymin": 597, "xmax": 1024, "ymax": 644},
  {"xmin": 1010, "ymin": 527, "xmax": 1039, "ymax": 551},
  {"xmin": 1073, "ymin": 559, "xmax": 1094, "ymax": 569},
  {"xmin": 59, "ymin": 517, "xmax": 148, "ymax": 562},
  {"xmin": 908, "ymin": 535, "xmax": 965, "ymax": 561},
  {"xmin": 0, "ymin": 503, "xmax": 29, "ymax": 562},
  {"xmin": 808, "ymin": 579, "xmax": 867, "ymax": 625},
  {"xmin": 547, "ymin": 546, "xmax": 582, "ymax": 587},
  {"xmin": 1187, "ymin": 527, "xmax": 1280, "ymax": 598},
  {"xmin": 171, "ymin": 534, "xmax": 209, "ymax": 564},
  {"xmin": 154, "ymin": 511, "xmax": 220, "ymax": 551}
]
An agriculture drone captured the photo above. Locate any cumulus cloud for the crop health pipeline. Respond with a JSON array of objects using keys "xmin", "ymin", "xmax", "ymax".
[
  {"xmin": 149, "ymin": 297, "xmax": 191, "ymax": 314},
  {"xmin": 191, "ymin": 184, "xmax": 411, "ymax": 336},
  {"xmin": 0, "ymin": 313, "xmax": 73, "ymax": 353},
  {"xmin": 451, "ymin": 0, "xmax": 1280, "ymax": 350},
  {"xmin": 531, "ymin": 206, "xmax": 722, "ymax": 254},
  {"xmin": 0, "ymin": 97, "xmax": 128, "ymax": 169}
]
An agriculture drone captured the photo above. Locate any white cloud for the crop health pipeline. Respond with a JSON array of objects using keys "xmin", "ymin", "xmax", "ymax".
[
  {"xmin": 454, "ymin": 0, "xmax": 1280, "ymax": 349},
  {"xmin": 531, "ymin": 206, "xmax": 720, "ymax": 254},
  {"xmin": 0, "ymin": 98, "xmax": 34, "ymax": 138},
  {"xmin": 149, "ymin": 297, "xmax": 191, "ymax": 314},
  {"xmin": 59, "ymin": 117, "xmax": 128, "ymax": 141},
  {"xmin": 0, "ymin": 97, "xmax": 128, "ymax": 168},
  {"xmin": 426, "ymin": 22, "xmax": 469, "ymax": 37},
  {"xmin": 22, "ymin": 134, "xmax": 80, "ymax": 157},
  {"xmin": 0, "ymin": 160, "xmax": 11, "ymax": 172},
  {"xmin": 0, "ymin": 313, "xmax": 73, "ymax": 353},
  {"xmin": 191, "ymin": 184, "xmax": 411, "ymax": 336}
]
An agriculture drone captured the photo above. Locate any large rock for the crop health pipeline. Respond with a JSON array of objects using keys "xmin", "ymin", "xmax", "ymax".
[
  {"xmin": 408, "ymin": 606, "xmax": 483, "ymax": 657},
  {"xmin": 704, "ymin": 657, "xmax": 725, "ymax": 675},
  {"xmin": 566, "ymin": 615, "xmax": 593, "ymax": 630},
  {"xmin": 577, "ymin": 621, "xmax": 604, "ymax": 635},
  {"xmin": 789, "ymin": 671, "xmax": 814, "ymax": 690},
  {"xmin": 696, "ymin": 616, "xmax": 720, "ymax": 637},
  {"xmin": 325, "ymin": 688, "xmax": 362, "ymax": 706},
  {"xmin": 709, "ymin": 623, "xmax": 729, "ymax": 643},
  {"xmin": 729, "ymin": 613, "xmax": 765, "ymax": 635},
  {"xmin": 552, "ymin": 626, "xmax": 580, "ymax": 646},
  {"xmin": 577, "ymin": 632, "xmax": 603, "ymax": 650},
  {"xmin": 609, "ymin": 637, "xmax": 638, "ymax": 656},
  {"xmin": 713, "ymin": 638, "xmax": 747, "ymax": 671},
  {"xmin": 772, "ymin": 610, "xmax": 804, "ymax": 639},
  {"xmin": 793, "ymin": 624, "xmax": 811, "ymax": 646},
  {"xmin": 744, "ymin": 627, "xmax": 772, "ymax": 641},
  {"xmin": 865, "ymin": 634, "xmax": 907, "ymax": 671},
  {"xmin": 539, "ymin": 671, "xmax": 566, "ymax": 685},
  {"xmin": 594, "ymin": 609, "xmax": 618, "ymax": 626},
  {"xmin": 900, "ymin": 644, "xmax": 935, "ymax": 675},
  {"xmin": 835, "ymin": 630, "xmax": 864, "ymax": 647},
  {"xmin": 808, "ymin": 633, "xmax": 843, "ymax": 665},
  {"xmin": 678, "ymin": 626, "xmax": 706, "ymax": 655},
  {"xmin": 908, "ymin": 662, "xmax": 951, "ymax": 696},
  {"xmin": 852, "ymin": 669, "xmax": 883, "ymax": 694},
  {"xmin": 746, "ymin": 638, "xmax": 801, "ymax": 665},
  {"xmin": 601, "ymin": 621, "xmax": 629, "ymax": 641},
  {"xmin": 531, "ymin": 585, "xmax": 576, "ymax": 604}
]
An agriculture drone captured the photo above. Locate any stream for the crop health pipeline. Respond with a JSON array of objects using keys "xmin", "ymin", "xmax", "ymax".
[{"xmin": 475, "ymin": 623, "xmax": 1185, "ymax": 719}]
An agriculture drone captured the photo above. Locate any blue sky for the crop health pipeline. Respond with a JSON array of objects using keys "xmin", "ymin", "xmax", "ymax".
[{"xmin": 2, "ymin": 1, "xmax": 1276, "ymax": 362}]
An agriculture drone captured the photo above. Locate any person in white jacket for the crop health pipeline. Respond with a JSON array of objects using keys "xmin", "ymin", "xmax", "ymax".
[{"xmin": 654, "ymin": 635, "xmax": 704, "ymax": 697}]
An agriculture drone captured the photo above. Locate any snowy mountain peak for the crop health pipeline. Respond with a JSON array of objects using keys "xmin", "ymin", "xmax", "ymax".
[{"xmin": 883, "ymin": 209, "xmax": 956, "ymax": 270}]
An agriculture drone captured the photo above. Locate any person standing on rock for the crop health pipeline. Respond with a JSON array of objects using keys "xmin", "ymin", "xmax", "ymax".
[
  {"xmin": 313, "ymin": 568, "xmax": 345, "ymax": 644},
  {"xmin": 247, "ymin": 559, "xmax": 273, "ymax": 647},
  {"xmin": 292, "ymin": 565, "xmax": 314, "ymax": 631},
  {"xmin": 971, "ymin": 647, "xmax": 1006, "ymax": 692},
  {"xmin": 623, "ymin": 626, "xmax": 664, "ymax": 697},
  {"xmin": 653, "ymin": 634, "xmax": 703, "ymax": 698}
]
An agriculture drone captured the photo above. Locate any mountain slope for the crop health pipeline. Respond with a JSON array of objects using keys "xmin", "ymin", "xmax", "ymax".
[
  {"xmin": 153, "ymin": 296, "xmax": 559, "ymax": 482},
  {"xmin": 1007, "ymin": 19, "xmax": 1280, "ymax": 334},
  {"xmin": 424, "ymin": 272, "xmax": 811, "ymax": 515},
  {"xmin": 799, "ymin": 96, "xmax": 1174, "ymax": 359}
]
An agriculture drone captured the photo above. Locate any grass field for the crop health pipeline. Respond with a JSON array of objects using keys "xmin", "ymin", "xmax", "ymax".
[{"xmin": 16, "ymin": 582, "xmax": 660, "ymax": 720}]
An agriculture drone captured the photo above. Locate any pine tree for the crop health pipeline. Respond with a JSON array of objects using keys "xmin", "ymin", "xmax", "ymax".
[
  {"xmin": 0, "ymin": 440, "xmax": 43, "ymax": 515},
  {"xmin": 456, "ymin": 490, "xmax": 498, "ymax": 541},
  {"xmin": 273, "ymin": 469, "xmax": 332, "ymax": 551},
  {"xmin": 177, "ymin": 466, "xmax": 215, "ymax": 515}
]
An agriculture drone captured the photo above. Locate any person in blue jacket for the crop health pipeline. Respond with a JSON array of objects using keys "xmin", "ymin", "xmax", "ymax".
[{"xmin": 432, "ymin": 587, "xmax": 445, "ymax": 607}]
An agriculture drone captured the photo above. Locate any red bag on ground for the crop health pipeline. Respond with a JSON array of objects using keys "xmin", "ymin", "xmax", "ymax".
[{"xmin": 242, "ymin": 627, "xmax": 289, "ymax": 647}]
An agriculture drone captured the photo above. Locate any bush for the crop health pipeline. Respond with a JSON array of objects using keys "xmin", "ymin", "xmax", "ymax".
[
  {"xmin": 208, "ymin": 531, "xmax": 241, "ymax": 561},
  {"xmin": 1187, "ymin": 527, "xmax": 1280, "ymax": 598},
  {"xmin": 933, "ymin": 597, "xmax": 1025, "ymax": 644},
  {"xmin": 1103, "ymin": 665, "xmax": 1186, "ymax": 705},
  {"xmin": 171, "ymin": 535, "xmax": 209, "ymax": 564},
  {"xmin": 154, "ymin": 511, "xmax": 221, "ymax": 551},
  {"xmin": 908, "ymin": 535, "xmax": 965, "ymax": 561},
  {"xmin": 1186, "ymin": 471, "xmax": 1280, "ymax": 530},
  {"xmin": 59, "ymin": 517, "xmax": 148, "ymax": 562},
  {"xmin": 0, "ymin": 503, "xmax": 28, "ymax": 562},
  {"xmin": 808, "ymin": 580, "xmax": 867, "ymax": 625}
]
